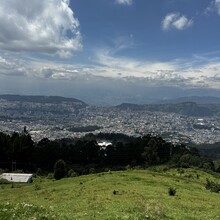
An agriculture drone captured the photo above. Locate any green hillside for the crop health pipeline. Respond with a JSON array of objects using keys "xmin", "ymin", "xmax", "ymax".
[{"xmin": 1, "ymin": 168, "xmax": 220, "ymax": 220}]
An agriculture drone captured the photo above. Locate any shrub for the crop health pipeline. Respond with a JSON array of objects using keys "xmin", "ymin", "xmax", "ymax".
[
  {"xmin": 113, "ymin": 190, "xmax": 119, "ymax": 195},
  {"xmin": 89, "ymin": 168, "xmax": 96, "ymax": 174},
  {"xmin": 205, "ymin": 179, "xmax": 220, "ymax": 193},
  {"xmin": 162, "ymin": 167, "xmax": 169, "ymax": 172},
  {"xmin": 67, "ymin": 169, "xmax": 78, "ymax": 177},
  {"xmin": 168, "ymin": 187, "xmax": 176, "ymax": 196},
  {"xmin": 214, "ymin": 160, "xmax": 220, "ymax": 173},
  {"xmin": 126, "ymin": 164, "xmax": 131, "ymax": 170},
  {"xmin": 178, "ymin": 154, "xmax": 205, "ymax": 168},
  {"xmin": 0, "ymin": 178, "xmax": 11, "ymax": 184},
  {"xmin": 184, "ymin": 174, "xmax": 193, "ymax": 179},
  {"xmin": 54, "ymin": 159, "xmax": 67, "ymax": 180},
  {"xmin": 104, "ymin": 168, "xmax": 110, "ymax": 172},
  {"xmin": 177, "ymin": 168, "xmax": 184, "ymax": 174},
  {"xmin": 34, "ymin": 184, "xmax": 41, "ymax": 191},
  {"xmin": 47, "ymin": 173, "xmax": 54, "ymax": 179},
  {"xmin": 0, "ymin": 169, "xmax": 5, "ymax": 175}
]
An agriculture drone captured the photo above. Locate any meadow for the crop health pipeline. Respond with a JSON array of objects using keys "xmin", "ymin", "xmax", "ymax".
[{"xmin": 1, "ymin": 167, "xmax": 220, "ymax": 220}]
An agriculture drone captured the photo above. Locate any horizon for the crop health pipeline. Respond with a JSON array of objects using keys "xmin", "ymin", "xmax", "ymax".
[
  {"xmin": 1, "ymin": 93, "xmax": 220, "ymax": 106},
  {"xmin": 0, "ymin": 0, "xmax": 220, "ymax": 104}
]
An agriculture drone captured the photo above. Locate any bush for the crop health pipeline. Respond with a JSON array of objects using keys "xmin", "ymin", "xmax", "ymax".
[
  {"xmin": 168, "ymin": 187, "xmax": 176, "ymax": 196},
  {"xmin": 89, "ymin": 168, "xmax": 96, "ymax": 174},
  {"xmin": 54, "ymin": 159, "xmax": 67, "ymax": 180},
  {"xmin": 214, "ymin": 160, "xmax": 220, "ymax": 173},
  {"xmin": 205, "ymin": 179, "xmax": 220, "ymax": 193},
  {"xmin": 0, "ymin": 169, "xmax": 5, "ymax": 175},
  {"xmin": 0, "ymin": 178, "xmax": 11, "ymax": 184},
  {"xmin": 34, "ymin": 184, "xmax": 41, "ymax": 191},
  {"xmin": 67, "ymin": 169, "xmax": 78, "ymax": 177},
  {"xmin": 177, "ymin": 168, "xmax": 184, "ymax": 174},
  {"xmin": 47, "ymin": 173, "xmax": 54, "ymax": 179}
]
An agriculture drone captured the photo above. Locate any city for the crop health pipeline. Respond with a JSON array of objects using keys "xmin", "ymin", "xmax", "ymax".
[{"xmin": 0, "ymin": 98, "xmax": 219, "ymax": 144}]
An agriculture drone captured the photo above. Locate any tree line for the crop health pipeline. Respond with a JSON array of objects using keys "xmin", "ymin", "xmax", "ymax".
[{"xmin": 0, "ymin": 131, "xmax": 215, "ymax": 176}]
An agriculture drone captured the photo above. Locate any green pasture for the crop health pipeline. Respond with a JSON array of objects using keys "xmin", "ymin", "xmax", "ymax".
[{"xmin": 0, "ymin": 168, "xmax": 220, "ymax": 219}]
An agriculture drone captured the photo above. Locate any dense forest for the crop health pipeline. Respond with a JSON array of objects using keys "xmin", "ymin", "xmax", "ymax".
[
  {"xmin": 195, "ymin": 142, "xmax": 220, "ymax": 160},
  {"xmin": 0, "ymin": 131, "xmax": 216, "ymax": 178}
]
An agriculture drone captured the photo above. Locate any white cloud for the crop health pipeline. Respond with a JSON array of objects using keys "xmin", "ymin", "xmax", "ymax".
[
  {"xmin": 214, "ymin": 0, "xmax": 220, "ymax": 14},
  {"xmin": 95, "ymin": 49, "xmax": 176, "ymax": 78},
  {"xmin": 162, "ymin": 13, "xmax": 193, "ymax": 31},
  {"xmin": 206, "ymin": 0, "xmax": 220, "ymax": 15},
  {"xmin": 1, "ymin": 49, "xmax": 220, "ymax": 90},
  {"xmin": 0, "ymin": 0, "xmax": 82, "ymax": 57},
  {"xmin": 115, "ymin": 0, "xmax": 133, "ymax": 6}
]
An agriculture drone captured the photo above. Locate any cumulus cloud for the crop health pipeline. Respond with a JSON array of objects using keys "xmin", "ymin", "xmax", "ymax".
[
  {"xmin": 162, "ymin": 13, "xmax": 193, "ymax": 31},
  {"xmin": 0, "ymin": 0, "xmax": 82, "ymax": 57},
  {"xmin": 115, "ymin": 0, "xmax": 133, "ymax": 6}
]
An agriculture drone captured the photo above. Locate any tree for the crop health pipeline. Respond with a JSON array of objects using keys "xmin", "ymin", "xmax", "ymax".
[
  {"xmin": 142, "ymin": 138, "xmax": 160, "ymax": 166},
  {"xmin": 54, "ymin": 159, "xmax": 67, "ymax": 180}
]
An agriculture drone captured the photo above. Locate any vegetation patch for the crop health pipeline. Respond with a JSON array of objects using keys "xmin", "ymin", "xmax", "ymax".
[
  {"xmin": 0, "ymin": 202, "xmax": 57, "ymax": 220},
  {"xmin": 205, "ymin": 178, "xmax": 220, "ymax": 193},
  {"xmin": 0, "ymin": 178, "xmax": 11, "ymax": 184},
  {"xmin": 168, "ymin": 187, "xmax": 176, "ymax": 196},
  {"xmin": 68, "ymin": 125, "xmax": 102, "ymax": 132}
]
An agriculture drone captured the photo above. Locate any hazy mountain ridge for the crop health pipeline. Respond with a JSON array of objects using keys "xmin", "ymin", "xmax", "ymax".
[
  {"xmin": 158, "ymin": 96, "xmax": 220, "ymax": 104},
  {"xmin": 116, "ymin": 102, "xmax": 220, "ymax": 117},
  {"xmin": 0, "ymin": 94, "xmax": 87, "ymax": 106},
  {"xmin": 1, "ymin": 94, "xmax": 220, "ymax": 117}
]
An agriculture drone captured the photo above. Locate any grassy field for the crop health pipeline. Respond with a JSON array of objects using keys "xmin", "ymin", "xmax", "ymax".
[{"xmin": 0, "ymin": 167, "xmax": 220, "ymax": 220}]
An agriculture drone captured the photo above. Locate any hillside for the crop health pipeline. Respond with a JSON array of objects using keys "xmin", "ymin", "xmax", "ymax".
[
  {"xmin": 0, "ymin": 94, "xmax": 87, "ymax": 106},
  {"xmin": 116, "ymin": 102, "xmax": 220, "ymax": 117},
  {"xmin": 158, "ymin": 96, "xmax": 220, "ymax": 104},
  {"xmin": 1, "ymin": 168, "xmax": 220, "ymax": 219}
]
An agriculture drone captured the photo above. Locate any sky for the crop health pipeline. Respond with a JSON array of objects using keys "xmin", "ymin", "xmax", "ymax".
[{"xmin": 0, "ymin": 0, "xmax": 220, "ymax": 105}]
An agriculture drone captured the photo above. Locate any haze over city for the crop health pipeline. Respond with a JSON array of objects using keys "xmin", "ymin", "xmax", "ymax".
[{"xmin": 0, "ymin": 0, "xmax": 220, "ymax": 104}]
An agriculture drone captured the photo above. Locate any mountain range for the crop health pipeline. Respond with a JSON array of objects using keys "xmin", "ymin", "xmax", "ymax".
[
  {"xmin": 0, "ymin": 94, "xmax": 87, "ymax": 106},
  {"xmin": 1, "ymin": 94, "xmax": 220, "ymax": 117}
]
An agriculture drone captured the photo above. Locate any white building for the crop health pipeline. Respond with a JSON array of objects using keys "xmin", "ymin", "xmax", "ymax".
[{"xmin": 0, "ymin": 173, "xmax": 33, "ymax": 183}]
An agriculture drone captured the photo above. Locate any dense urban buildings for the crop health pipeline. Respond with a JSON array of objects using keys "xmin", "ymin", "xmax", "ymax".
[{"xmin": 0, "ymin": 97, "xmax": 219, "ymax": 144}]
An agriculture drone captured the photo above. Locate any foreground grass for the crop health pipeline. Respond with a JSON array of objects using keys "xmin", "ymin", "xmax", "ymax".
[{"xmin": 0, "ymin": 168, "xmax": 220, "ymax": 219}]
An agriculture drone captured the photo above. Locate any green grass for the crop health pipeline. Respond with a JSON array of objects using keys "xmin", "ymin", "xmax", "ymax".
[{"xmin": 0, "ymin": 168, "xmax": 220, "ymax": 219}]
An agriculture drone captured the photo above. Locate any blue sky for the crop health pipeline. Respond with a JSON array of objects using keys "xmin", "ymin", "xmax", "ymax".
[
  {"xmin": 70, "ymin": 0, "xmax": 220, "ymax": 60},
  {"xmin": 0, "ymin": 0, "xmax": 220, "ymax": 104}
]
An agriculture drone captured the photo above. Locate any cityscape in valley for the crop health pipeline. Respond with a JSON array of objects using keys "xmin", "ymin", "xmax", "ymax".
[
  {"xmin": 2, "ymin": 1, "xmax": 220, "ymax": 219},
  {"xmin": 0, "ymin": 95, "xmax": 219, "ymax": 145}
]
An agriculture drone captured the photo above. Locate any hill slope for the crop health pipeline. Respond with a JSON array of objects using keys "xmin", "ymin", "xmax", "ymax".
[
  {"xmin": 0, "ymin": 94, "xmax": 87, "ymax": 106},
  {"xmin": 116, "ymin": 102, "xmax": 220, "ymax": 117},
  {"xmin": 1, "ymin": 168, "xmax": 220, "ymax": 219},
  {"xmin": 158, "ymin": 96, "xmax": 220, "ymax": 104}
]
